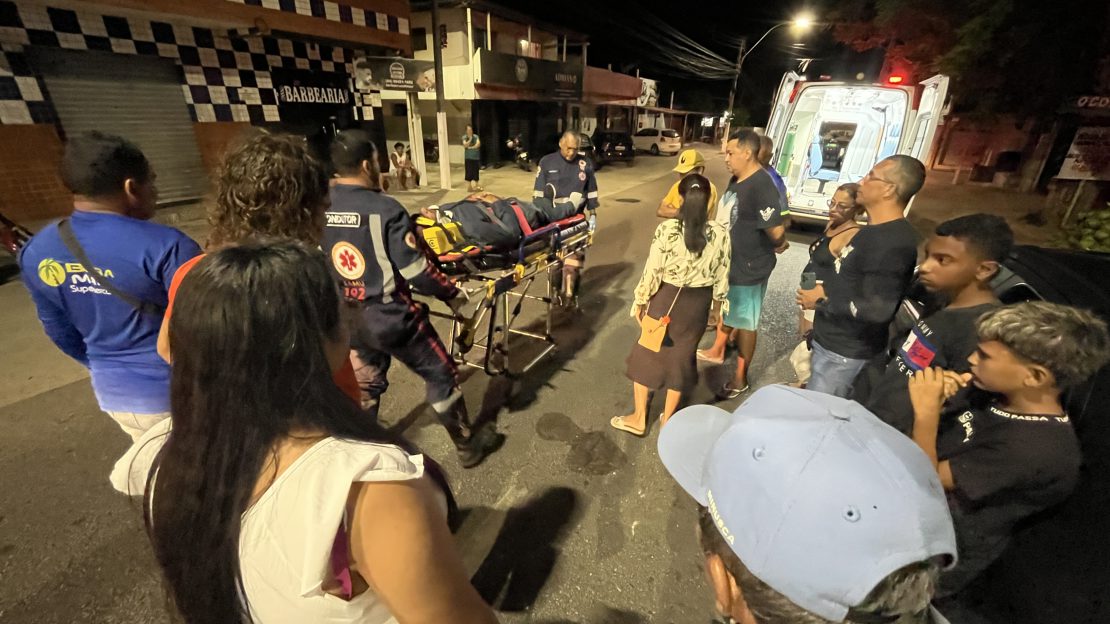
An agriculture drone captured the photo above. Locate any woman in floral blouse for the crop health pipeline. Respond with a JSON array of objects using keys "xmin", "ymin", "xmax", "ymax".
[{"xmin": 611, "ymin": 174, "xmax": 731, "ymax": 436}]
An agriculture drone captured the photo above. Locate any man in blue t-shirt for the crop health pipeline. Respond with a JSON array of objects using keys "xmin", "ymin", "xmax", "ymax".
[
  {"xmin": 19, "ymin": 132, "xmax": 201, "ymax": 444},
  {"xmin": 759, "ymin": 135, "xmax": 790, "ymax": 216}
]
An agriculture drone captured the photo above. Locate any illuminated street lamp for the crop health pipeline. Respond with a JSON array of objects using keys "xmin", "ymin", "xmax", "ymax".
[{"xmin": 723, "ymin": 14, "xmax": 816, "ymax": 145}]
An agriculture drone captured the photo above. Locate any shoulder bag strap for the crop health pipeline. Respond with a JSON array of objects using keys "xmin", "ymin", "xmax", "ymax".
[{"xmin": 57, "ymin": 219, "xmax": 165, "ymax": 316}]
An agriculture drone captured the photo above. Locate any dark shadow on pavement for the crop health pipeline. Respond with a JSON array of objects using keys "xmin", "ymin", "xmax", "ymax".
[
  {"xmin": 471, "ymin": 486, "xmax": 579, "ymax": 612},
  {"xmin": 499, "ymin": 261, "xmax": 633, "ymax": 413}
]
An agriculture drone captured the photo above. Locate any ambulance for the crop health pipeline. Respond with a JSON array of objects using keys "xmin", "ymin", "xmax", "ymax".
[{"xmin": 765, "ymin": 71, "xmax": 949, "ymax": 222}]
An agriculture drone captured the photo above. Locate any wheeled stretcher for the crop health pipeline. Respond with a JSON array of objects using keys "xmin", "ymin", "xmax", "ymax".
[{"xmin": 420, "ymin": 205, "xmax": 593, "ymax": 376}]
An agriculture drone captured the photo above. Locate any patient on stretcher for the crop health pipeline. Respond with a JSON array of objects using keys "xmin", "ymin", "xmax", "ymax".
[{"xmin": 417, "ymin": 192, "xmax": 584, "ymax": 255}]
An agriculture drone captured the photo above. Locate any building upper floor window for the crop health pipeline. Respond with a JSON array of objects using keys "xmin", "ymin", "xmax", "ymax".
[{"xmin": 412, "ymin": 27, "xmax": 427, "ymax": 51}]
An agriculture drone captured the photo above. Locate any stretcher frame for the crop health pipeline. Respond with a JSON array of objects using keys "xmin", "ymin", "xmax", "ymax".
[{"xmin": 426, "ymin": 218, "xmax": 592, "ymax": 377}]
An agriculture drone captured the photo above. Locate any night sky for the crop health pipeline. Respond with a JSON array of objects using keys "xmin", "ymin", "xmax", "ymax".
[{"xmin": 494, "ymin": 0, "xmax": 833, "ymax": 121}]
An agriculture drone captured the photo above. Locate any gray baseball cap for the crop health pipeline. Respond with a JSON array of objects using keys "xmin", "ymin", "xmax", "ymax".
[{"xmin": 658, "ymin": 386, "xmax": 957, "ymax": 621}]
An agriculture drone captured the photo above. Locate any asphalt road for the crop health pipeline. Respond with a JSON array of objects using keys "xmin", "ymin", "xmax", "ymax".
[{"xmin": 0, "ymin": 152, "xmax": 817, "ymax": 623}]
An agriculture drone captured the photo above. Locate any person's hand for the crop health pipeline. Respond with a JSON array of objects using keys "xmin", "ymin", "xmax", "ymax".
[
  {"xmin": 795, "ymin": 284, "xmax": 826, "ymax": 310},
  {"xmin": 941, "ymin": 370, "xmax": 973, "ymax": 399},
  {"xmin": 907, "ymin": 368, "xmax": 956, "ymax": 422},
  {"xmin": 775, "ymin": 240, "xmax": 790, "ymax": 254},
  {"xmin": 708, "ymin": 307, "xmax": 721, "ymax": 327},
  {"xmin": 635, "ymin": 305, "xmax": 646, "ymax": 323}
]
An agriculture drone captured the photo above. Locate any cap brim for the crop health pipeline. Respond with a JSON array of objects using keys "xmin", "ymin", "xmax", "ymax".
[{"xmin": 657, "ymin": 404, "xmax": 734, "ymax": 506}]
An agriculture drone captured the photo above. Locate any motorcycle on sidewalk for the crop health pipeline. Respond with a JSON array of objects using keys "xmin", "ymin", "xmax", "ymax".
[{"xmin": 505, "ymin": 135, "xmax": 532, "ymax": 172}]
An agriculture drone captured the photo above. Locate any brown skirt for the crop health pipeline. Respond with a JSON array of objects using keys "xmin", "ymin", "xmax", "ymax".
[{"xmin": 626, "ymin": 283, "xmax": 714, "ymax": 391}]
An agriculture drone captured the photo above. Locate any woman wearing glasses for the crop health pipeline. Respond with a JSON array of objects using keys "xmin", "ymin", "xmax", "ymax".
[{"xmin": 790, "ymin": 183, "xmax": 862, "ymax": 386}]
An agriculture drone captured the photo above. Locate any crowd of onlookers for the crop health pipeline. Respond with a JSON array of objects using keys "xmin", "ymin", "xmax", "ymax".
[
  {"xmin": 14, "ymin": 127, "xmax": 1110, "ymax": 623},
  {"xmin": 619, "ymin": 130, "xmax": 1110, "ymax": 623}
]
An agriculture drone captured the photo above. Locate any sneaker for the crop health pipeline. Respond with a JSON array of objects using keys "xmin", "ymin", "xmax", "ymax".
[{"xmin": 456, "ymin": 423, "xmax": 505, "ymax": 469}]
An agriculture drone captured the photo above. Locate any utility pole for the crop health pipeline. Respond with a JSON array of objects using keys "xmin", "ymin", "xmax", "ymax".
[
  {"xmin": 723, "ymin": 37, "xmax": 746, "ymax": 149},
  {"xmin": 431, "ymin": 0, "xmax": 451, "ymax": 189}
]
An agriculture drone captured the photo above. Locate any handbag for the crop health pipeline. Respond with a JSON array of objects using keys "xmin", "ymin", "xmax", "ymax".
[{"xmin": 637, "ymin": 286, "xmax": 683, "ymax": 353}]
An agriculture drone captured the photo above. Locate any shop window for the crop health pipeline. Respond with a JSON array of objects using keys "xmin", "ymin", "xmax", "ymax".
[{"xmin": 412, "ymin": 27, "xmax": 427, "ymax": 51}]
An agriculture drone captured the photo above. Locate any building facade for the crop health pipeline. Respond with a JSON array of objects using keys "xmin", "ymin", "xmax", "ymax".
[{"xmin": 0, "ymin": 0, "xmax": 410, "ymax": 222}]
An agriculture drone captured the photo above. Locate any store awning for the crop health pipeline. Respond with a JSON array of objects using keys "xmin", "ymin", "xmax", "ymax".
[
  {"xmin": 638, "ymin": 105, "xmax": 716, "ymax": 116},
  {"xmin": 583, "ymin": 67, "xmax": 641, "ymax": 103}
]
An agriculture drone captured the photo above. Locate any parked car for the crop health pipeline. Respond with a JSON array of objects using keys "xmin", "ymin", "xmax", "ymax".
[
  {"xmin": 632, "ymin": 127, "xmax": 681, "ymax": 155},
  {"xmin": 592, "ymin": 131, "xmax": 635, "ymax": 167},
  {"xmin": 891, "ymin": 245, "xmax": 1110, "ymax": 624}
]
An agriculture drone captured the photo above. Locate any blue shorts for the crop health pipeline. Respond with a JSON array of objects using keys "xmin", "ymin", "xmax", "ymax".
[{"xmin": 723, "ymin": 283, "xmax": 768, "ymax": 331}]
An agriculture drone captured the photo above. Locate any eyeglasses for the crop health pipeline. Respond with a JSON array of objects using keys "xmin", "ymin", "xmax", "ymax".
[
  {"xmin": 862, "ymin": 171, "xmax": 895, "ymax": 185},
  {"xmin": 826, "ymin": 199, "xmax": 854, "ymax": 210}
]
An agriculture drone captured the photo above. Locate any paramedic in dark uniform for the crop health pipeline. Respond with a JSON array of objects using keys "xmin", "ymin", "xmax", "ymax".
[
  {"xmin": 534, "ymin": 130, "xmax": 599, "ymax": 305},
  {"xmin": 324, "ymin": 130, "xmax": 502, "ymax": 468}
]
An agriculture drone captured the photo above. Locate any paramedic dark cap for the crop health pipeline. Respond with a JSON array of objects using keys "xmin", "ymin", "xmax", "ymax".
[
  {"xmin": 331, "ymin": 130, "xmax": 377, "ymax": 173},
  {"xmin": 658, "ymin": 386, "xmax": 957, "ymax": 622}
]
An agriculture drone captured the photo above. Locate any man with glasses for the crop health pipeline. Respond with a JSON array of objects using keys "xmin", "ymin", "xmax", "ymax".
[{"xmin": 796, "ymin": 155, "xmax": 924, "ymax": 397}]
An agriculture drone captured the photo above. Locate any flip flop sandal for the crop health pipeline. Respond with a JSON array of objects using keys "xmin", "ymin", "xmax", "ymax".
[
  {"xmin": 610, "ymin": 416, "xmax": 646, "ymax": 437},
  {"xmin": 717, "ymin": 384, "xmax": 750, "ymax": 400},
  {"xmin": 696, "ymin": 350, "xmax": 725, "ymax": 364}
]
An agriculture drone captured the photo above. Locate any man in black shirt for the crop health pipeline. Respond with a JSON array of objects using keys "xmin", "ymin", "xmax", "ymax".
[
  {"xmin": 907, "ymin": 302, "xmax": 1110, "ymax": 595},
  {"xmin": 797, "ymin": 155, "xmax": 924, "ymax": 397},
  {"xmin": 324, "ymin": 130, "xmax": 502, "ymax": 468},
  {"xmin": 852, "ymin": 214, "xmax": 1013, "ymax": 433},
  {"xmin": 698, "ymin": 130, "xmax": 788, "ymax": 398}
]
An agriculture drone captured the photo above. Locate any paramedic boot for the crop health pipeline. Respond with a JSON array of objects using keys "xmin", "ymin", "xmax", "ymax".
[
  {"xmin": 438, "ymin": 398, "xmax": 504, "ymax": 468},
  {"xmin": 456, "ymin": 421, "xmax": 504, "ymax": 469}
]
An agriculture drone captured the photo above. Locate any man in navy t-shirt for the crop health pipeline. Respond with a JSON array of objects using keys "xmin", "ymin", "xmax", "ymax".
[{"xmin": 19, "ymin": 132, "xmax": 201, "ymax": 443}]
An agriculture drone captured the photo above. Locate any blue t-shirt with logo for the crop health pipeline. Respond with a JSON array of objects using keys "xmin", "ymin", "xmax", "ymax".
[{"xmin": 18, "ymin": 211, "xmax": 201, "ymax": 413}]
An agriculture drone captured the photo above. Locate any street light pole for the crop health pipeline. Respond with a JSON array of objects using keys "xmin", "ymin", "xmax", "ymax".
[
  {"xmin": 431, "ymin": 0, "xmax": 451, "ymax": 189},
  {"xmin": 722, "ymin": 37, "xmax": 746, "ymax": 149},
  {"xmin": 721, "ymin": 17, "xmax": 813, "ymax": 148}
]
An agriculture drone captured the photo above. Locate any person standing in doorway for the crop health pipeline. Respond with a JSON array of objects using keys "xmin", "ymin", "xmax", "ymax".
[
  {"xmin": 697, "ymin": 130, "xmax": 788, "ymax": 399},
  {"xmin": 19, "ymin": 132, "xmax": 201, "ymax": 446},
  {"xmin": 462, "ymin": 124, "xmax": 482, "ymax": 192},
  {"xmin": 797, "ymin": 155, "xmax": 924, "ymax": 397}
]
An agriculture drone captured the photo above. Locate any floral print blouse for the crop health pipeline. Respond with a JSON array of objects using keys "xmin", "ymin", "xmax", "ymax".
[{"xmin": 631, "ymin": 219, "xmax": 731, "ymax": 317}]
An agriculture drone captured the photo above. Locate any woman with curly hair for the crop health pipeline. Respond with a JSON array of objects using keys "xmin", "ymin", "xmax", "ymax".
[{"xmin": 155, "ymin": 131, "xmax": 361, "ymax": 403}]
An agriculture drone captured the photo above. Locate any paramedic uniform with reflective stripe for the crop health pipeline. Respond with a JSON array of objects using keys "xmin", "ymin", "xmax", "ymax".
[
  {"xmin": 533, "ymin": 152, "xmax": 600, "ymax": 211},
  {"xmin": 323, "ymin": 184, "xmax": 470, "ymax": 441},
  {"xmin": 533, "ymin": 152, "xmax": 599, "ymax": 293}
]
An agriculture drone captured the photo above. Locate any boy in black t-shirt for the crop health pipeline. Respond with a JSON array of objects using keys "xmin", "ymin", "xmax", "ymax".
[
  {"xmin": 852, "ymin": 214, "xmax": 1013, "ymax": 434},
  {"xmin": 907, "ymin": 302, "xmax": 1110, "ymax": 595}
]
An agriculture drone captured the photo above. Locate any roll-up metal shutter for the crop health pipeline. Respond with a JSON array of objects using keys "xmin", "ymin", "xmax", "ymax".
[{"xmin": 29, "ymin": 47, "xmax": 207, "ymax": 206}]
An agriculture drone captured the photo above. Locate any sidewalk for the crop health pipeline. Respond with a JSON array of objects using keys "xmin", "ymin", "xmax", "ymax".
[{"xmin": 908, "ymin": 172, "xmax": 1060, "ymax": 247}]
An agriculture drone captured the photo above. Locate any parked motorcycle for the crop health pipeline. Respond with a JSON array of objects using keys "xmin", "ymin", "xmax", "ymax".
[
  {"xmin": 505, "ymin": 135, "xmax": 532, "ymax": 171},
  {"xmin": 1, "ymin": 211, "xmax": 31, "ymax": 258}
]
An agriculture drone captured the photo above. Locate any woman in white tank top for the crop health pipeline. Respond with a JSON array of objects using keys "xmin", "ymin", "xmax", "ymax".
[{"xmin": 124, "ymin": 241, "xmax": 498, "ymax": 624}]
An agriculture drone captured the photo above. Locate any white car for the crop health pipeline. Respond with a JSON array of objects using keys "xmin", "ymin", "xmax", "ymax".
[{"xmin": 632, "ymin": 128, "xmax": 681, "ymax": 155}]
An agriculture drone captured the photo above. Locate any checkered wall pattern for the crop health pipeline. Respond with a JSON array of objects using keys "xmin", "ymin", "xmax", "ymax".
[
  {"xmin": 0, "ymin": 0, "xmax": 387, "ymax": 126},
  {"xmin": 223, "ymin": 0, "xmax": 409, "ymax": 36}
]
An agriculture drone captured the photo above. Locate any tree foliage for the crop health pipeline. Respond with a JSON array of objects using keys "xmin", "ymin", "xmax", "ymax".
[{"xmin": 823, "ymin": 0, "xmax": 1110, "ymax": 118}]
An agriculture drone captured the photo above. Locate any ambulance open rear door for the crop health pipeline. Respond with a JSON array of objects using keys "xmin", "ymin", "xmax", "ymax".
[
  {"xmin": 766, "ymin": 71, "xmax": 801, "ymax": 170},
  {"xmin": 900, "ymin": 74, "xmax": 950, "ymax": 215}
]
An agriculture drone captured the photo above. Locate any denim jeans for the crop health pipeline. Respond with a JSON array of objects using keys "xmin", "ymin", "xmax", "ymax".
[{"xmin": 807, "ymin": 340, "xmax": 868, "ymax": 398}]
